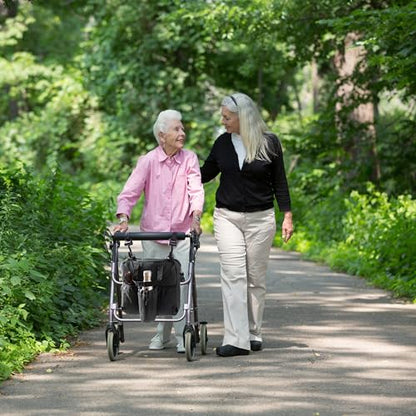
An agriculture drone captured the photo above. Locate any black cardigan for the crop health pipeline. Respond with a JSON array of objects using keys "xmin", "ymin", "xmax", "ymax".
[{"xmin": 200, "ymin": 132, "xmax": 291, "ymax": 213}]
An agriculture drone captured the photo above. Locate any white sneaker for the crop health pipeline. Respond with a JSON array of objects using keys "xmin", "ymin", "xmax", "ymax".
[
  {"xmin": 175, "ymin": 334, "xmax": 185, "ymax": 353},
  {"xmin": 149, "ymin": 336, "xmax": 169, "ymax": 350}
]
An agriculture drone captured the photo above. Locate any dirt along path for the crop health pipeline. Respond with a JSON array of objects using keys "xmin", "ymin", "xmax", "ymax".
[{"xmin": 1, "ymin": 233, "xmax": 416, "ymax": 416}]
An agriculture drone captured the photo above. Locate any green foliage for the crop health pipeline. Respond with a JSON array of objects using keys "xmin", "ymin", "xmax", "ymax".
[
  {"xmin": 81, "ymin": 0, "xmax": 210, "ymax": 147},
  {"xmin": 280, "ymin": 184, "xmax": 416, "ymax": 301},
  {"xmin": 200, "ymin": 180, "xmax": 218, "ymax": 233},
  {"xmin": 0, "ymin": 48, "xmax": 133, "ymax": 183},
  {"xmin": 341, "ymin": 186, "xmax": 416, "ymax": 284},
  {"xmin": 0, "ymin": 304, "xmax": 53, "ymax": 381},
  {"xmin": 0, "ymin": 4, "xmax": 34, "ymax": 51},
  {"xmin": 0, "ymin": 1, "xmax": 136, "ymax": 187},
  {"xmin": 22, "ymin": 2, "xmax": 86, "ymax": 66},
  {"xmin": 1, "ymin": 0, "xmax": 416, "ymax": 380},
  {"xmin": 164, "ymin": 0, "xmax": 295, "ymax": 119},
  {"xmin": 4, "ymin": 0, "xmax": 414, "ymax": 196},
  {"xmin": 0, "ymin": 164, "xmax": 110, "ymax": 380},
  {"xmin": 320, "ymin": 1, "xmax": 416, "ymax": 99},
  {"xmin": 273, "ymin": 0, "xmax": 416, "ymax": 195},
  {"xmin": 375, "ymin": 107, "xmax": 416, "ymax": 195}
]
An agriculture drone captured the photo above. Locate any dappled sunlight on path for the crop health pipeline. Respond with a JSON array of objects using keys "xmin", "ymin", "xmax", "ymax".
[{"xmin": 1, "ymin": 233, "xmax": 416, "ymax": 416}]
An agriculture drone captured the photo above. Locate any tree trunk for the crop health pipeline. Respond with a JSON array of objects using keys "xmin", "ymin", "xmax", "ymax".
[
  {"xmin": 334, "ymin": 32, "xmax": 381, "ymax": 184},
  {"xmin": 311, "ymin": 59, "xmax": 320, "ymax": 114},
  {"xmin": 1, "ymin": 0, "xmax": 18, "ymax": 18}
]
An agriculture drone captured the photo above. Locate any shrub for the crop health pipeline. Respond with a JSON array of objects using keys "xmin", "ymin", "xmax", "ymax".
[
  {"xmin": 0, "ymin": 164, "xmax": 110, "ymax": 380},
  {"xmin": 281, "ymin": 183, "xmax": 416, "ymax": 301}
]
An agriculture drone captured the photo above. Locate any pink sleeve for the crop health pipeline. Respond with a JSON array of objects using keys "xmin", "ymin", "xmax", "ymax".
[
  {"xmin": 116, "ymin": 156, "xmax": 148, "ymax": 218},
  {"xmin": 187, "ymin": 152, "xmax": 204, "ymax": 214}
]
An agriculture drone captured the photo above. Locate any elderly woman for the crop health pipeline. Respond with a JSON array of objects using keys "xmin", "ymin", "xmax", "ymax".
[
  {"xmin": 114, "ymin": 109, "xmax": 204, "ymax": 353},
  {"xmin": 201, "ymin": 93, "xmax": 293, "ymax": 357}
]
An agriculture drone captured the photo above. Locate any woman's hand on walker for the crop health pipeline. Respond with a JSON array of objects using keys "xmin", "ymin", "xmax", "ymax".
[
  {"xmin": 113, "ymin": 214, "xmax": 129, "ymax": 233},
  {"xmin": 191, "ymin": 211, "xmax": 202, "ymax": 235},
  {"xmin": 113, "ymin": 223, "xmax": 128, "ymax": 233}
]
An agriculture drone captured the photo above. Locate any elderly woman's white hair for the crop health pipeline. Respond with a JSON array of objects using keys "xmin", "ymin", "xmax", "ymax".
[{"xmin": 153, "ymin": 109, "xmax": 182, "ymax": 144}]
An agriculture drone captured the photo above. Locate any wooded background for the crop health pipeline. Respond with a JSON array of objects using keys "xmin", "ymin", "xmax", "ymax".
[{"xmin": 1, "ymin": 0, "xmax": 415, "ymax": 380}]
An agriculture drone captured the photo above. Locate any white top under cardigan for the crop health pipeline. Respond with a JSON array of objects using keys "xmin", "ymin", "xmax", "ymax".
[{"xmin": 231, "ymin": 133, "xmax": 246, "ymax": 170}]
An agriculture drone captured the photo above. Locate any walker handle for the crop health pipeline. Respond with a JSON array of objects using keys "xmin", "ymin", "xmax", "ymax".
[{"xmin": 112, "ymin": 231, "xmax": 187, "ymax": 241}]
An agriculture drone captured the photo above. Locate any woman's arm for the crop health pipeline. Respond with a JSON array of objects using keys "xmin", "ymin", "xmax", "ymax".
[
  {"xmin": 187, "ymin": 153, "xmax": 204, "ymax": 235},
  {"xmin": 200, "ymin": 141, "xmax": 220, "ymax": 183},
  {"xmin": 113, "ymin": 156, "xmax": 148, "ymax": 233},
  {"xmin": 270, "ymin": 136, "xmax": 291, "ymax": 212}
]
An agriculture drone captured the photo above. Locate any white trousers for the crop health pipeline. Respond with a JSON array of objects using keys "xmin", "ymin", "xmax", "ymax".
[
  {"xmin": 141, "ymin": 239, "xmax": 189, "ymax": 347},
  {"xmin": 214, "ymin": 207, "xmax": 276, "ymax": 350}
]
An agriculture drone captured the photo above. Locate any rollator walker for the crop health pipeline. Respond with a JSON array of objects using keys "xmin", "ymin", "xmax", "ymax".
[{"xmin": 106, "ymin": 231, "xmax": 208, "ymax": 362}]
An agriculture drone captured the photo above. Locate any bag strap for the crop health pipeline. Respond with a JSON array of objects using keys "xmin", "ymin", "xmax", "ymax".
[
  {"xmin": 168, "ymin": 234, "xmax": 178, "ymax": 260},
  {"xmin": 125, "ymin": 240, "xmax": 135, "ymax": 259}
]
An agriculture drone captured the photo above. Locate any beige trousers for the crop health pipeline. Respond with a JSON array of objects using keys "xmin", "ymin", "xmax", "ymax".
[
  {"xmin": 214, "ymin": 207, "xmax": 276, "ymax": 350},
  {"xmin": 141, "ymin": 239, "xmax": 189, "ymax": 347}
]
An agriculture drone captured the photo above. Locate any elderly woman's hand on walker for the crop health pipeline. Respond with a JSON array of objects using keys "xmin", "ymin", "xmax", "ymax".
[
  {"xmin": 191, "ymin": 210, "xmax": 203, "ymax": 236},
  {"xmin": 113, "ymin": 214, "xmax": 129, "ymax": 233}
]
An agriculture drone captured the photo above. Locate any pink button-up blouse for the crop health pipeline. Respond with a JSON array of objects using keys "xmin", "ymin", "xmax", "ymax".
[{"xmin": 116, "ymin": 146, "xmax": 204, "ymax": 238}]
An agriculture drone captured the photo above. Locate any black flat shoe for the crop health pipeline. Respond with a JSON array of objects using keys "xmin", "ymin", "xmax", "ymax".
[
  {"xmin": 250, "ymin": 341, "xmax": 263, "ymax": 351},
  {"xmin": 216, "ymin": 345, "xmax": 250, "ymax": 357}
]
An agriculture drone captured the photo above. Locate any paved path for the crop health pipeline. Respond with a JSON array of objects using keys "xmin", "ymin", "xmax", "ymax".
[{"xmin": 1, "ymin": 233, "xmax": 416, "ymax": 416}]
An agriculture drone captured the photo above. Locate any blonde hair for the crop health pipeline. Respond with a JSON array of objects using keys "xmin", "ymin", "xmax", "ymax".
[
  {"xmin": 153, "ymin": 109, "xmax": 182, "ymax": 144},
  {"xmin": 222, "ymin": 93, "xmax": 271, "ymax": 163}
]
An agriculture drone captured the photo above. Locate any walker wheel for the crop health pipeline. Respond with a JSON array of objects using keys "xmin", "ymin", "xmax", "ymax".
[
  {"xmin": 200, "ymin": 323, "xmax": 208, "ymax": 355},
  {"xmin": 107, "ymin": 328, "xmax": 119, "ymax": 361},
  {"xmin": 185, "ymin": 331, "xmax": 196, "ymax": 362}
]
